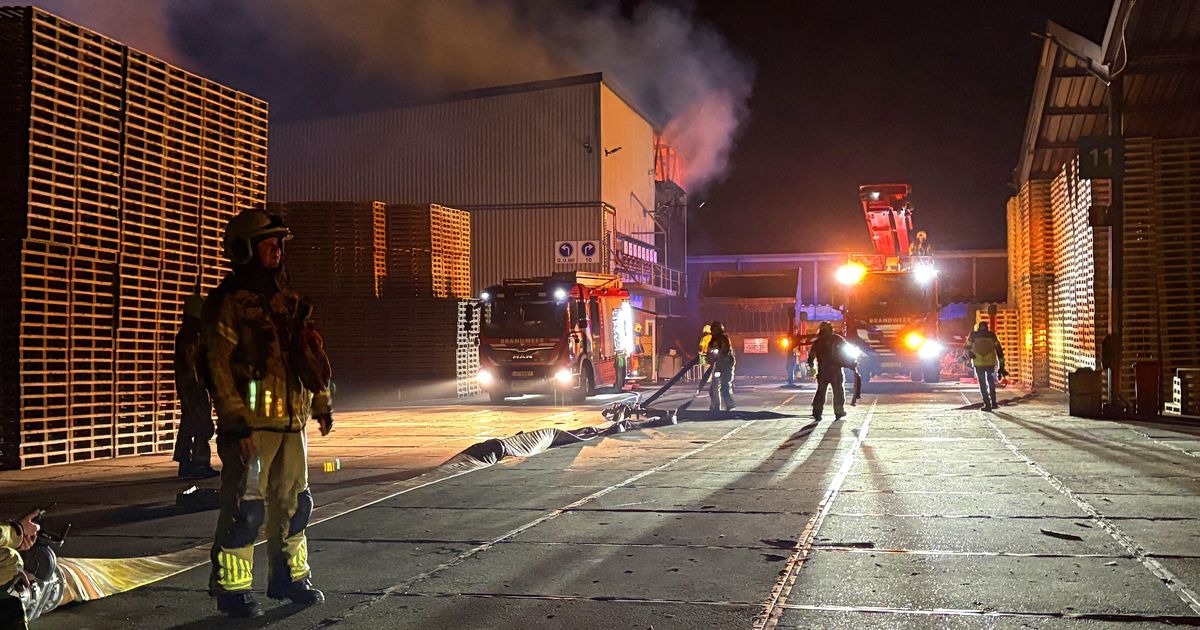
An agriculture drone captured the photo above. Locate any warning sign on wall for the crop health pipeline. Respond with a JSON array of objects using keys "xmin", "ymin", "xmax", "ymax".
[{"xmin": 743, "ymin": 338, "xmax": 769, "ymax": 354}]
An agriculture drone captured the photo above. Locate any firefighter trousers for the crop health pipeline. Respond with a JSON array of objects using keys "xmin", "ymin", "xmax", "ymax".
[
  {"xmin": 812, "ymin": 374, "xmax": 845, "ymax": 419},
  {"xmin": 709, "ymin": 364, "xmax": 735, "ymax": 411},
  {"xmin": 173, "ymin": 384, "xmax": 214, "ymax": 465},
  {"xmin": 210, "ymin": 430, "xmax": 312, "ymax": 594}
]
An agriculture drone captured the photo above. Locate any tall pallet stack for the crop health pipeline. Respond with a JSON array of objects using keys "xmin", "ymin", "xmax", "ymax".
[
  {"xmin": 272, "ymin": 202, "xmax": 388, "ymax": 388},
  {"xmin": 0, "ymin": 7, "xmax": 267, "ymax": 469},
  {"xmin": 1120, "ymin": 138, "xmax": 1164, "ymax": 403},
  {"xmin": 1153, "ymin": 138, "xmax": 1200, "ymax": 409},
  {"xmin": 277, "ymin": 202, "xmax": 477, "ymax": 400},
  {"xmin": 1048, "ymin": 158, "xmax": 1111, "ymax": 392},
  {"xmin": 387, "ymin": 204, "xmax": 471, "ymax": 300},
  {"xmin": 382, "ymin": 205, "xmax": 472, "ymax": 389},
  {"xmin": 1009, "ymin": 180, "xmax": 1053, "ymax": 389}
]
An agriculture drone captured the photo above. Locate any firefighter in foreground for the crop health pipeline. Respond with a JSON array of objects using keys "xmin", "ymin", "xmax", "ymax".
[
  {"xmin": 204, "ymin": 208, "xmax": 334, "ymax": 618},
  {"xmin": 966, "ymin": 321, "xmax": 1006, "ymax": 411},
  {"xmin": 707, "ymin": 321, "xmax": 736, "ymax": 411},
  {"xmin": 0, "ymin": 511, "xmax": 39, "ymax": 627},
  {"xmin": 807, "ymin": 322, "xmax": 850, "ymax": 421},
  {"xmin": 173, "ymin": 293, "xmax": 219, "ymax": 479}
]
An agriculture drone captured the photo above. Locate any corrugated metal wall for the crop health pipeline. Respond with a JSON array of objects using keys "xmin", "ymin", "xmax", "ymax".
[
  {"xmin": 472, "ymin": 205, "xmax": 604, "ymax": 293},
  {"xmin": 599, "ymin": 83, "xmax": 656, "ymax": 249},
  {"xmin": 269, "ymin": 80, "xmax": 600, "ymax": 207}
]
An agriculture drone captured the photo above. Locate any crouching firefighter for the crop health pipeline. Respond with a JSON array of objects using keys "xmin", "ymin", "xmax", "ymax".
[
  {"xmin": 2, "ymin": 508, "xmax": 66, "ymax": 627},
  {"xmin": 204, "ymin": 208, "xmax": 334, "ymax": 618}
]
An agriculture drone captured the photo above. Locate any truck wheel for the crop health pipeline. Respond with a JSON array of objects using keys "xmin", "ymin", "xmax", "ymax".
[
  {"xmin": 910, "ymin": 370, "xmax": 922, "ymax": 382},
  {"xmin": 571, "ymin": 369, "xmax": 594, "ymax": 404},
  {"xmin": 488, "ymin": 391, "xmax": 507, "ymax": 404},
  {"xmin": 923, "ymin": 367, "xmax": 940, "ymax": 383}
]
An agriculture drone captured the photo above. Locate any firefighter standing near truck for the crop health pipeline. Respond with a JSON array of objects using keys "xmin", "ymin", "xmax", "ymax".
[
  {"xmin": 204, "ymin": 208, "xmax": 334, "ymax": 618},
  {"xmin": 807, "ymin": 322, "xmax": 850, "ymax": 421}
]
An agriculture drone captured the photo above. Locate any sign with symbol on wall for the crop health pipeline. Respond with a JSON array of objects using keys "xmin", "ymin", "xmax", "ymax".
[
  {"xmin": 579, "ymin": 240, "xmax": 599, "ymax": 264},
  {"xmin": 555, "ymin": 240, "xmax": 577, "ymax": 264}
]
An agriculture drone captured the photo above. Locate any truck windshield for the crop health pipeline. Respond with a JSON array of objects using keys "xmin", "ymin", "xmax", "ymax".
[
  {"xmin": 482, "ymin": 300, "xmax": 566, "ymax": 338},
  {"xmin": 848, "ymin": 274, "xmax": 935, "ymax": 320}
]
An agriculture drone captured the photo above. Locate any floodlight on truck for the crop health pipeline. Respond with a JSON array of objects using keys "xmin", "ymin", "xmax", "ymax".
[{"xmin": 835, "ymin": 262, "xmax": 868, "ymax": 285}]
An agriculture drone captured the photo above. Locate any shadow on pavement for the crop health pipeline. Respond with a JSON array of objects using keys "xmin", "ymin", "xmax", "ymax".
[{"xmin": 677, "ymin": 410, "xmax": 796, "ymax": 422}]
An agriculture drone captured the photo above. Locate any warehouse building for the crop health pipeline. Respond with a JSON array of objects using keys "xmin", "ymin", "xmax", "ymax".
[
  {"xmin": 0, "ymin": 7, "xmax": 268, "ymax": 469},
  {"xmin": 1008, "ymin": 0, "xmax": 1200, "ymax": 413},
  {"xmin": 270, "ymin": 73, "xmax": 686, "ymax": 381}
]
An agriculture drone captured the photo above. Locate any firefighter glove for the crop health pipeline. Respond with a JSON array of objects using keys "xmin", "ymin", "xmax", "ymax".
[{"xmin": 316, "ymin": 413, "xmax": 333, "ymax": 437}]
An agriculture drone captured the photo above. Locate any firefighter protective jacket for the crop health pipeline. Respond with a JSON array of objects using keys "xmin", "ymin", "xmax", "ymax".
[
  {"xmin": 203, "ymin": 271, "xmax": 331, "ymax": 438},
  {"xmin": 0, "ymin": 522, "xmax": 21, "ymax": 550},
  {"xmin": 807, "ymin": 333, "xmax": 849, "ymax": 377}
]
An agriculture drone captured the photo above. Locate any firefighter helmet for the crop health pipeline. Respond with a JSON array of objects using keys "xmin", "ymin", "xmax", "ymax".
[
  {"xmin": 818, "ymin": 321, "xmax": 834, "ymax": 334},
  {"xmin": 710, "ymin": 321, "xmax": 725, "ymax": 334},
  {"xmin": 183, "ymin": 293, "xmax": 205, "ymax": 319},
  {"xmin": 223, "ymin": 208, "xmax": 292, "ymax": 266},
  {"xmin": 916, "ymin": 230, "xmax": 928, "ymax": 240}
]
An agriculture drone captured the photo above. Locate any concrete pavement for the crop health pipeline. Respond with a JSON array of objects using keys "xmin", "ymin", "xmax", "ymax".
[{"xmin": 8, "ymin": 382, "xmax": 1200, "ymax": 628}]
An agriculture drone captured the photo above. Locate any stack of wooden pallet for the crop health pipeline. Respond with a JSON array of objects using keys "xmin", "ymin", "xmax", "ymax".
[
  {"xmin": 1154, "ymin": 138, "xmax": 1200, "ymax": 409},
  {"xmin": 0, "ymin": 7, "xmax": 267, "ymax": 468},
  {"xmin": 1047, "ymin": 158, "xmax": 1112, "ymax": 392},
  {"xmin": 1009, "ymin": 180, "xmax": 1054, "ymax": 389},
  {"xmin": 278, "ymin": 202, "xmax": 478, "ymax": 400}
]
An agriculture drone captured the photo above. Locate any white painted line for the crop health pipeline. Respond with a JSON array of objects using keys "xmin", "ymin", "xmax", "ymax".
[
  {"xmin": 982, "ymin": 411, "xmax": 1200, "ymax": 615},
  {"xmin": 756, "ymin": 398, "xmax": 878, "ymax": 630}
]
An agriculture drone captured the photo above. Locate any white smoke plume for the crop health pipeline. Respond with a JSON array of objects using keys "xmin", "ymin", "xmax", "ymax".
[{"xmin": 35, "ymin": 0, "xmax": 754, "ymax": 190}]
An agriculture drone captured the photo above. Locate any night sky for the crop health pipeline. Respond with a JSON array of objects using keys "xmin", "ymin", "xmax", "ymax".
[{"xmin": 689, "ymin": 0, "xmax": 1111, "ymax": 255}]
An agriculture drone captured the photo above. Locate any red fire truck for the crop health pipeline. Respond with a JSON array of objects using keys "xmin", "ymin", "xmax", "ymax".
[
  {"xmin": 833, "ymin": 184, "xmax": 944, "ymax": 383},
  {"xmin": 468, "ymin": 272, "xmax": 633, "ymax": 403}
]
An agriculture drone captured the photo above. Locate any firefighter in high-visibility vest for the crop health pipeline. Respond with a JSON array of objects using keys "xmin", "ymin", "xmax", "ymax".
[
  {"xmin": 203, "ymin": 208, "xmax": 334, "ymax": 618},
  {"xmin": 697, "ymin": 323, "xmax": 713, "ymax": 367}
]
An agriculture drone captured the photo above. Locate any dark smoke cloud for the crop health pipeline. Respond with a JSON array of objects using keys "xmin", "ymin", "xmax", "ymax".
[{"xmin": 35, "ymin": 0, "xmax": 753, "ymax": 190}]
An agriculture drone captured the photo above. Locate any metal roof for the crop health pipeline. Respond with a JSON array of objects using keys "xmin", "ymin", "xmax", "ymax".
[{"xmin": 1015, "ymin": 0, "xmax": 1200, "ymax": 186}]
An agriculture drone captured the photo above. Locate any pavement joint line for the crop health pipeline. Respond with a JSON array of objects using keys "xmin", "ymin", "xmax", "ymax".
[
  {"xmin": 808, "ymin": 546, "xmax": 1133, "ymax": 558},
  {"xmin": 981, "ymin": 410, "xmax": 1200, "ymax": 616},
  {"xmin": 825, "ymin": 512, "xmax": 1200, "ymax": 521},
  {"xmin": 305, "ymin": 420, "xmax": 757, "ymax": 628},
  {"xmin": 1126, "ymin": 427, "xmax": 1200, "ymax": 460},
  {"xmin": 392, "ymin": 590, "xmax": 761, "ymax": 608},
  {"xmin": 755, "ymin": 397, "xmax": 878, "ymax": 630},
  {"xmin": 777, "ymin": 602, "xmax": 1200, "ymax": 624}
]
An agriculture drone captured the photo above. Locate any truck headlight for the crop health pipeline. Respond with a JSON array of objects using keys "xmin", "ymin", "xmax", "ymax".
[
  {"xmin": 477, "ymin": 369, "xmax": 495, "ymax": 385},
  {"xmin": 843, "ymin": 344, "xmax": 863, "ymax": 360},
  {"xmin": 913, "ymin": 264, "xmax": 938, "ymax": 285},
  {"xmin": 554, "ymin": 368, "xmax": 573, "ymax": 385},
  {"xmin": 917, "ymin": 340, "xmax": 944, "ymax": 360},
  {"xmin": 903, "ymin": 332, "xmax": 925, "ymax": 350}
]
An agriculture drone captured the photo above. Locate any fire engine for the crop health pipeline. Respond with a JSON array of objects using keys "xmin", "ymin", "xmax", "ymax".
[
  {"xmin": 833, "ymin": 184, "xmax": 943, "ymax": 383},
  {"xmin": 467, "ymin": 272, "xmax": 633, "ymax": 403}
]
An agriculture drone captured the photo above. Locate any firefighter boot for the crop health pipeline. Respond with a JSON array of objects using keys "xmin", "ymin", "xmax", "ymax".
[
  {"xmin": 267, "ymin": 577, "xmax": 324, "ymax": 605},
  {"xmin": 216, "ymin": 592, "xmax": 263, "ymax": 618}
]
